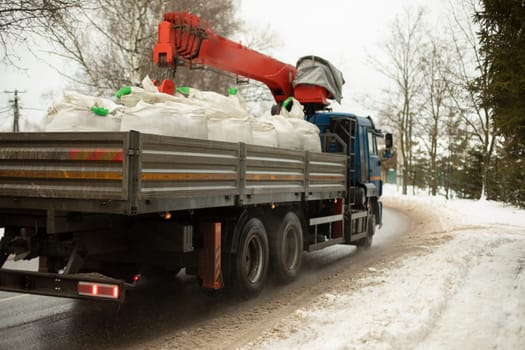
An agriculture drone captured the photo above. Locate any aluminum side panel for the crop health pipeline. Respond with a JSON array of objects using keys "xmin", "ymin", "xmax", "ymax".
[
  {"xmin": 139, "ymin": 134, "xmax": 240, "ymax": 199},
  {"xmin": 0, "ymin": 132, "xmax": 129, "ymax": 201}
]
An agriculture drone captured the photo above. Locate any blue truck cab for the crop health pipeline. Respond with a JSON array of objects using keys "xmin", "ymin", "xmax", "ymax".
[{"xmin": 308, "ymin": 111, "xmax": 385, "ymax": 226}]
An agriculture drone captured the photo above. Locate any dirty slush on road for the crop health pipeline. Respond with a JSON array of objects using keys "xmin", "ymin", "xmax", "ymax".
[{"xmin": 130, "ymin": 197, "xmax": 451, "ymax": 350}]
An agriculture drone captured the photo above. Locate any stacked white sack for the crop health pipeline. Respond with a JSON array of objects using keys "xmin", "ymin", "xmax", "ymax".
[
  {"xmin": 118, "ymin": 77, "xmax": 189, "ymax": 108},
  {"xmin": 274, "ymin": 97, "xmax": 322, "ymax": 152},
  {"xmin": 118, "ymin": 76, "xmax": 211, "ymax": 138},
  {"xmin": 117, "ymin": 77, "xmax": 251, "ymax": 142},
  {"xmin": 186, "ymin": 88, "xmax": 253, "ymax": 144},
  {"xmin": 269, "ymin": 115, "xmax": 303, "ymax": 150},
  {"xmin": 45, "ymin": 91, "xmax": 123, "ymax": 131},
  {"xmin": 121, "ymin": 100, "xmax": 208, "ymax": 140},
  {"xmin": 251, "ymin": 117, "xmax": 279, "ymax": 148},
  {"xmin": 44, "ymin": 77, "xmax": 322, "ymax": 153},
  {"xmin": 288, "ymin": 118, "xmax": 322, "ymax": 152}
]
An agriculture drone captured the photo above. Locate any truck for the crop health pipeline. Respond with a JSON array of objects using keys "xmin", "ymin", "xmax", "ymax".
[{"xmin": 0, "ymin": 12, "xmax": 391, "ymax": 302}]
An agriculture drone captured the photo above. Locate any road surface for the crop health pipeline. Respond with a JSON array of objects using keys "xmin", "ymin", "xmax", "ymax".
[{"xmin": 0, "ymin": 205, "xmax": 424, "ymax": 350}]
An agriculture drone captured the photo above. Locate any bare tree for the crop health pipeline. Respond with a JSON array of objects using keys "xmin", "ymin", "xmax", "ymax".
[
  {"xmin": 0, "ymin": 0, "xmax": 86, "ymax": 64},
  {"xmin": 39, "ymin": 1, "xmax": 163, "ymax": 94},
  {"xmin": 235, "ymin": 23, "xmax": 282, "ymax": 115},
  {"xmin": 418, "ymin": 38, "xmax": 457, "ymax": 196},
  {"xmin": 374, "ymin": 7, "xmax": 427, "ymax": 195},
  {"xmin": 448, "ymin": 0, "xmax": 498, "ymax": 200},
  {"xmin": 38, "ymin": 0, "xmax": 240, "ymax": 95}
]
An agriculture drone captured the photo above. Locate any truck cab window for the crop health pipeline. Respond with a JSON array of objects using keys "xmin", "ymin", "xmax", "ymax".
[{"xmin": 368, "ymin": 131, "xmax": 378, "ymax": 156}]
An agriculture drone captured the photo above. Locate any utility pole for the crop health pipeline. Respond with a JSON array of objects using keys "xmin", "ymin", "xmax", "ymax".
[{"xmin": 4, "ymin": 90, "xmax": 26, "ymax": 132}]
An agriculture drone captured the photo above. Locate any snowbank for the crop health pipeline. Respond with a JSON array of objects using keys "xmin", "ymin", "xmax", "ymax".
[
  {"xmin": 244, "ymin": 187, "xmax": 525, "ymax": 349},
  {"xmin": 383, "ymin": 185, "xmax": 525, "ymax": 231}
]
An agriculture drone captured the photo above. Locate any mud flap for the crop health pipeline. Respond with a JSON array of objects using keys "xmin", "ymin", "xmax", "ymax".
[{"xmin": 198, "ymin": 222, "xmax": 222, "ymax": 290}]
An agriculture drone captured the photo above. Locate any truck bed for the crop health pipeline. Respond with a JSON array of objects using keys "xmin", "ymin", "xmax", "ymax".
[{"xmin": 0, "ymin": 131, "xmax": 346, "ymax": 215}]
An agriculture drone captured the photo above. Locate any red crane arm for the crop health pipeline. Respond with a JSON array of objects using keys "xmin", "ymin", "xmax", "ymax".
[
  {"xmin": 153, "ymin": 12, "xmax": 296, "ymax": 104},
  {"xmin": 153, "ymin": 12, "xmax": 334, "ymax": 111}
]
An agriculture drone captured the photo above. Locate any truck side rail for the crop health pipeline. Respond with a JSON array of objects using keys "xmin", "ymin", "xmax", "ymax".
[
  {"xmin": 135, "ymin": 133, "xmax": 240, "ymax": 212},
  {"xmin": 0, "ymin": 132, "xmax": 130, "ymax": 200},
  {"xmin": 0, "ymin": 131, "xmax": 347, "ymax": 215},
  {"xmin": 0, "ymin": 132, "xmax": 135, "ymax": 214}
]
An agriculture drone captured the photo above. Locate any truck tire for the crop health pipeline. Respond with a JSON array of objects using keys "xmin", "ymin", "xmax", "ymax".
[
  {"xmin": 269, "ymin": 212, "xmax": 303, "ymax": 283},
  {"xmin": 232, "ymin": 217, "xmax": 269, "ymax": 297},
  {"xmin": 356, "ymin": 212, "xmax": 375, "ymax": 250}
]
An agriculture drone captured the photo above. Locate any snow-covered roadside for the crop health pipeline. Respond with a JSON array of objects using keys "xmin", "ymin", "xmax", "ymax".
[
  {"xmin": 382, "ymin": 186, "xmax": 525, "ymax": 233},
  {"xmin": 416, "ymin": 234, "xmax": 525, "ymax": 349},
  {"xmin": 243, "ymin": 187, "xmax": 525, "ymax": 349}
]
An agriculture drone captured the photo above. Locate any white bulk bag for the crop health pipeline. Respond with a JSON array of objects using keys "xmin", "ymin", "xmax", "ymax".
[
  {"xmin": 61, "ymin": 90, "xmax": 123, "ymax": 113},
  {"xmin": 188, "ymin": 88, "xmax": 248, "ymax": 119},
  {"xmin": 288, "ymin": 118, "xmax": 322, "ymax": 152},
  {"xmin": 45, "ymin": 91, "xmax": 123, "ymax": 131},
  {"xmin": 280, "ymin": 97, "xmax": 305, "ymax": 119},
  {"xmin": 208, "ymin": 116, "xmax": 252, "ymax": 144},
  {"xmin": 117, "ymin": 76, "xmax": 189, "ymax": 107},
  {"xmin": 269, "ymin": 115, "xmax": 303, "ymax": 150},
  {"xmin": 118, "ymin": 86, "xmax": 189, "ymax": 108},
  {"xmin": 251, "ymin": 117, "xmax": 279, "ymax": 148},
  {"xmin": 228, "ymin": 92, "xmax": 249, "ymax": 111},
  {"xmin": 177, "ymin": 87, "xmax": 254, "ymax": 143},
  {"xmin": 120, "ymin": 100, "xmax": 208, "ymax": 139}
]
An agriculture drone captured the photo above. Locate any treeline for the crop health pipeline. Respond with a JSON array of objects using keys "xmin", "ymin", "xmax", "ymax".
[
  {"xmin": 0, "ymin": 0, "xmax": 277, "ymax": 112},
  {"xmin": 1, "ymin": 1, "xmax": 522, "ymax": 206},
  {"xmin": 376, "ymin": 0, "xmax": 524, "ymax": 208},
  {"xmin": 0, "ymin": 1, "xmax": 274, "ymax": 97}
]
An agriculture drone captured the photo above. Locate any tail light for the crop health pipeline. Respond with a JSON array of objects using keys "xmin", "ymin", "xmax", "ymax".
[{"xmin": 78, "ymin": 281, "xmax": 119, "ymax": 300}]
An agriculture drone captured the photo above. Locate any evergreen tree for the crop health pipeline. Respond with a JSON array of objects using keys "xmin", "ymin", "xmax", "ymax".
[
  {"xmin": 449, "ymin": 145, "xmax": 484, "ymax": 199},
  {"xmin": 475, "ymin": 0, "xmax": 525, "ymax": 207},
  {"xmin": 475, "ymin": 0, "xmax": 525, "ymax": 147}
]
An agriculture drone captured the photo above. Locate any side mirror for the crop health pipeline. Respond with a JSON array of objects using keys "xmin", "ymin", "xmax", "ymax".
[{"xmin": 385, "ymin": 133, "xmax": 393, "ymax": 150}]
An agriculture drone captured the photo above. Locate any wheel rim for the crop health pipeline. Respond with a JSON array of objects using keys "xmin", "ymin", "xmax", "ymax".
[
  {"xmin": 243, "ymin": 234, "xmax": 264, "ymax": 284},
  {"xmin": 283, "ymin": 226, "xmax": 300, "ymax": 270}
]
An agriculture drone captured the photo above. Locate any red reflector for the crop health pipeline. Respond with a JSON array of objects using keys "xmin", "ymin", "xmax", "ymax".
[
  {"xmin": 69, "ymin": 148, "xmax": 123, "ymax": 162},
  {"xmin": 78, "ymin": 282, "xmax": 119, "ymax": 299}
]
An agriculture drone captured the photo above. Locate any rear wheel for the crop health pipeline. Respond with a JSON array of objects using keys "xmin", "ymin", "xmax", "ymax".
[
  {"xmin": 232, "ymin": 217, "xmax": 269, "ymax": 297},
  {"xmin": 269, "ymin": 212, "xmax": 303, "ymax": 283}
]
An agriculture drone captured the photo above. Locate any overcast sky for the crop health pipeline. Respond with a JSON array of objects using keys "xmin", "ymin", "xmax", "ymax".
[
  {"xmin": 238, "ymin": 0, "xmax": 448, "ymax": 115},
  {"xmin": 0, "ymin": 0, "xmax": 448, "ymax": 130}
]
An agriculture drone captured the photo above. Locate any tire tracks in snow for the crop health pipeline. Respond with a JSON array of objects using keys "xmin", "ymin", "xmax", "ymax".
[
  {"xmin": 244, "ymin": 228, "xmax": 525, "ymax": 349},
  {"xmin": 138, "ymin": 200, "xmax": 456, "ymax": 350}
]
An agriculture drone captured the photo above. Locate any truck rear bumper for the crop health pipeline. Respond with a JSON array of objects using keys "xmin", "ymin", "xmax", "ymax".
[{"xmin": 0, "ymin": 269, "xmax": 129, "ymax": 303}]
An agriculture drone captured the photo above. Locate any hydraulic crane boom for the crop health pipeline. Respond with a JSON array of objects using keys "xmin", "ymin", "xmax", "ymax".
[{"xmin": 153, "ymin": 12, "xmax": 334, "ymax": 110}]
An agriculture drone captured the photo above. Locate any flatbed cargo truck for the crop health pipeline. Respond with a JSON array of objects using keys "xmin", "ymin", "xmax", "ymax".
[{"xmin": 0, "ymin": 12, "xmax": 392, "ymax": 302}]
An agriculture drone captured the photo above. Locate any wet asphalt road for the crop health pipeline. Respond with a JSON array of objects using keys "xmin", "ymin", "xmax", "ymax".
[{"xmin": 0, "ymin": 207, "xmax": 410, "ymax": 350}]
